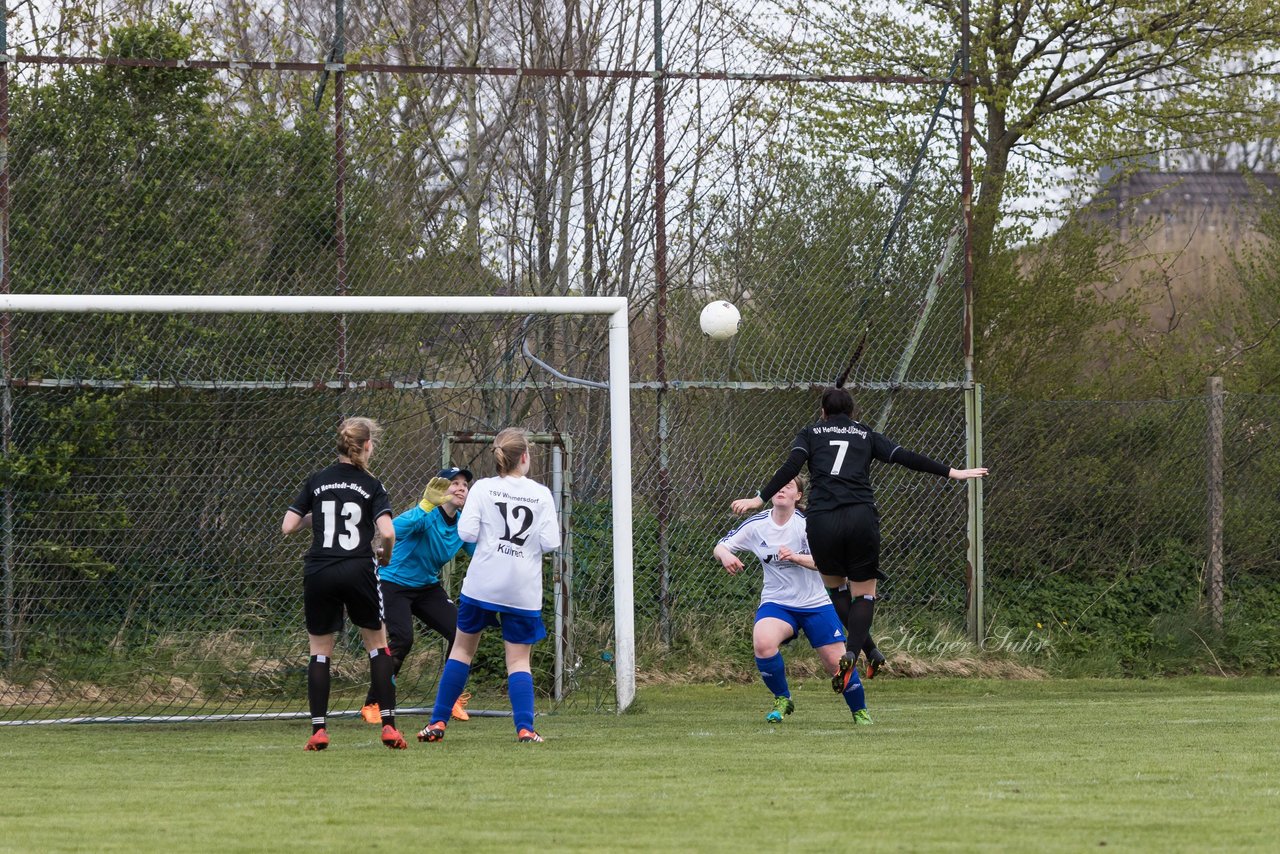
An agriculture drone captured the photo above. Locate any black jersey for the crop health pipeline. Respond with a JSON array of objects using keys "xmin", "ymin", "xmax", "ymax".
[
  {"xmin": 790, "ymin": 414, "xmax": 900, "ymax": 513},
  {"xmin": 288, "ymin": 462, "xmax": 393, "ymax": 574}
]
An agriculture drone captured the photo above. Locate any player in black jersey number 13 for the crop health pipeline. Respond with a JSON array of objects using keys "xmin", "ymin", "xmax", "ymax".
[
  {"xmin": 731, "ymin": 387, "xmax": 986, "ymax": 701},
  {"xmin": 281, "ymin": 416, "xmax": 408, "ymax": 751}
]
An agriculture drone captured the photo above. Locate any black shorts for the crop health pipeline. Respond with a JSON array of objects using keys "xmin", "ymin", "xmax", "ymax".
[
  {"xmin": 806, "ymin": 504, "xmax": 886, "ymax": 583},
  {"xmin": 303, "ymin": 559, "xmax": 386, "ymax": 635},
  {"xmin": 381, "ymin": 581, "xmax": 458, "ymax": 655}
]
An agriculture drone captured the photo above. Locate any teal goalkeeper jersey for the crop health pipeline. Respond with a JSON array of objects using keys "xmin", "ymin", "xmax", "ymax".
[{"xmin": 378, "ymin": 505, "xmax": 476, "ymax": 588}]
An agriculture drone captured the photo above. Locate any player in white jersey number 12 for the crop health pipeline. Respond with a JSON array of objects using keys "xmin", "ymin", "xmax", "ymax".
[{"xmin": 418, "ymin": 428, "xmax": 561, "ymax": 744}]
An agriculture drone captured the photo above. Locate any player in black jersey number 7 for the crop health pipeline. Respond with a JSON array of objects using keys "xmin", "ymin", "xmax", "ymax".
[
  {"xmin": 282, "ymin": 417, "xmax": 408, "ymax": 751},
  {"xmin": 731, "ymin": 387, "xmax": 986, "ymax": 697}
]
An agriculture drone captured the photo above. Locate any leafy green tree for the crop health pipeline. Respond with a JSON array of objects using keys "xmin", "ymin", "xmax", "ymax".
[
  {"xmin": 741, "ymin": 1, "xmax": 1280, "ymax": 391},
  {"xmin": 1220, "ymin": 186, "xmax": 1280, "ymax": 393}
]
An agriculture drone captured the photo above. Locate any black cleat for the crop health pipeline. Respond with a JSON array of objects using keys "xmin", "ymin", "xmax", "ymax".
[
  {"xmin": 866, "ymin": 649, "xmax": 887, "ymax": 679},
  {"xmin": 832, "ymin": 655, "xmax": 855, "ymax": 693}
]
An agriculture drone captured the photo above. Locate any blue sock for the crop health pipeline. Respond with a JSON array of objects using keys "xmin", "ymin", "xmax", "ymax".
[
  {"xmin": 430, "ymin": 659, "xmax": 471, "ymax": 724},
  {"xmin": 755, "ymin": 653, "xmax": 789, "ymax": 698},
  {"xmin": 841, "ymin": 667, "xmax": 867, "ymax": 714},
  {"xmin": 508, "ymin": 671, "xmax": 536, "ymax": 732}
]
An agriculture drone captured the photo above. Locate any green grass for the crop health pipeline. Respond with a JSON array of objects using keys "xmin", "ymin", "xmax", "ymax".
[{"xmin": 2, "ymin": 678, "xmax": 1278, "ymax": 852}]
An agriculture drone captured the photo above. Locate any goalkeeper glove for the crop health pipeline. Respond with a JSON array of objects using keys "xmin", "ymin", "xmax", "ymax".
[{"xmin": 419, "ymin": 476, "xmax": 452, "ymax": 511}]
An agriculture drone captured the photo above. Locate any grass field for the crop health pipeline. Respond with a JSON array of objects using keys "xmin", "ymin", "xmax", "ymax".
[{"xmin": 2, "ymin": 677, "xmax": 1278, "ymax": 852}]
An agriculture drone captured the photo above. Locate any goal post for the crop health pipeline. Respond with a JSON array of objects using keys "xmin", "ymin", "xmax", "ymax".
[{"xmin": 0, "ymin": 294, "xmax": 636, "ymax": 715}]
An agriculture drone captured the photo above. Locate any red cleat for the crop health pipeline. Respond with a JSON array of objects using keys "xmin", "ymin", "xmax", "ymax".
[
  {"xmin": 304, "ymin": 729, "xmax": 329, "ymax": 751},
  {"xmin": 516, "ymin": 728, "xmax": 544, "ymax": 743}
]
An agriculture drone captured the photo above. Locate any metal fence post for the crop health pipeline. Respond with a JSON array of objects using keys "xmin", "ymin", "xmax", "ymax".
[
  {"xmin": 0, "ymin": 2, "xmax": 13, "ymax": 667},
  {"xmin": 1206, "ymin": 376, "xmax": 1224, "ymax": 631},
  {"xmin": 965, "ymin": 383, "xmax": 984, "ymax": 645},
  {"xmin": 653, "ymin": 0, "xmax": 673, "ymax": 647}
]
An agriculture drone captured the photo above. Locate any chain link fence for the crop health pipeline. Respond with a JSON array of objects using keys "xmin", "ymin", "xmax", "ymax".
[
  {"xmin": 9, "ymin": 8, "xmax": 1273, "ymax": 724},
  {"xmin": 983, "ymin": 391, "xmax": 1280, "ymax": 671},
  {"xmin": 0, "ymin": 17, "xmax": 975, "ymax": 721}
]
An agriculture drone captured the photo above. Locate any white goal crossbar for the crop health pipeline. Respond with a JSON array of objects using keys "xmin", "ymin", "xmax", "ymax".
[{"xmin": 0, "ymin": 294, "xmax": 637, "ymax": 713}]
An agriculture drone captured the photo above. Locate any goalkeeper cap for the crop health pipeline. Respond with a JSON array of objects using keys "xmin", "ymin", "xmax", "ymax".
[{"xmin": 438, "ymin": 466, "xmax": 473, "ymax": 483}]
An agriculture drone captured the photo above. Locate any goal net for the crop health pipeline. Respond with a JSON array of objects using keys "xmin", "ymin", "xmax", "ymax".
[{"xmin": 0, "ymin": 294, "xmax": 635, "ymax": 723}]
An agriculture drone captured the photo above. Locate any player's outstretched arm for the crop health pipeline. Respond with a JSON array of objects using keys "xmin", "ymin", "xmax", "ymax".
[
  {"xmin": 730, "ymin": 495, "xmax": 764, "ymax": 515},
  {"xmin": 887, "ymin": 445, "xmax": 987, "ymax": 482}
]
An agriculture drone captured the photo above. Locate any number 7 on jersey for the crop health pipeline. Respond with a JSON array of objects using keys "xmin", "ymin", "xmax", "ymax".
[{"xmin": 828, "ymin": 440, "xmax": 849, "ymax": 475}]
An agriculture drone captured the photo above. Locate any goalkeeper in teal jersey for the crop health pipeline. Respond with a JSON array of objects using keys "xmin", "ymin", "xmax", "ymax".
[{"xmin": 359, "ymin": 466, "xmax": 478, "ymax": 725}]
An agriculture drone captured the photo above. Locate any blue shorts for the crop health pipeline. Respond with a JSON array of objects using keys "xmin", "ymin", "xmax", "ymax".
[
  {"xmin": 457, "ymin": 600, "xmax": 547, "ymax": 645},
  {"xmin": 754, "ymin": 602, "xmax": 846, "ymax": 649}
]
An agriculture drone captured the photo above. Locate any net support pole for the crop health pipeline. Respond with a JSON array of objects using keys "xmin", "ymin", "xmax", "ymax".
[{"xmin": 0, "ymin": 293, "xmax": 637, "ymax": 711}]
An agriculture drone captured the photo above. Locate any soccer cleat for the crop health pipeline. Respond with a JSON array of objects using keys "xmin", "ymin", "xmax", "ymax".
[
  {"xmin": 852, "ymin": 708, "xmax": 873, "ymax": 726},
  {"xmin": 417, "ymin": 721, "xmax": 447, "ymax": 743},
  {"xmin": 516, "ymin": 728, "xmax": 544, "ymax": 743},
  {"xmin": 765, "ymin": 695, "xmax": 795, "ymax": 723},
  {"xmin": 381, "ymin": 724, "xmax": 408, "ymax": 750},
  {"xmin": 360, "ymin": 703, "xmax": 382, "ymax": 725},
  {"xmin": 832, "ymin": 655, "xmax": 855, "ymax": 693},
  {"xmin": 865, "ymin": 649, "xmax": 887, "ymax": 680},
  {"xmin": 304, "ymin": 729, "xmax": 329, "ymax": 751},
  {"xmin": 451, "ymin": 691, "xmax": 472, "ymax": 722}
]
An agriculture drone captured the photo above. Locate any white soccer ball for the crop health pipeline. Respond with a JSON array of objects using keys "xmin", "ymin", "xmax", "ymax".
[{"xmin": 699, "ymin": 300, "xmax": 741, "ymax": 340}]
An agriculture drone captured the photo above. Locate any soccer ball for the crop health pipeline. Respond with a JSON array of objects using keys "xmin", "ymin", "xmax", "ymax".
[{"xmin": 699, "ymin": 300, "xmax": 741, "ymax": 340}]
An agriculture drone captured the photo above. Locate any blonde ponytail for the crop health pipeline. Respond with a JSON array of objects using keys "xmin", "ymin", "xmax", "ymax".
[
  {"xmin": 492, "ymin": 427, "xmax": 530, "ymax": 475},
  {"xmin": 337, "ymin": 417, "xmax": 382, "ymax": 471}
]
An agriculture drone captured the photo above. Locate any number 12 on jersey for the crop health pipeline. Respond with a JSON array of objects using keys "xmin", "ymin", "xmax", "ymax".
[{"xmin": 494, "ymin": 501, "xmax": 535, "ymax": 546}]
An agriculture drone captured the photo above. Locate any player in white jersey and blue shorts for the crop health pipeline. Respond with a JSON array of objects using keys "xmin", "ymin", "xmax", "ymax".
[
  {"xmin": 715, "ymin": 475, "xmax": 870, "ymax": 725},
  {"xmin": 418, "ymin": 427, "xmax": 561, "ymax": 744}
]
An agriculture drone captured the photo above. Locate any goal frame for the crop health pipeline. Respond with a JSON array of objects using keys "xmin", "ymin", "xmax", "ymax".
[{"xmin": 0, "ymin": 293, "xmax": 637, "ymax": 714}]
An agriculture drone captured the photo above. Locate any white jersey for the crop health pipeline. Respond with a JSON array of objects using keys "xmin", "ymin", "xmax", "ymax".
[
  {"xmin": 718, "ymin": 509, "xmax": 828, "ymax": 609},
  {"xmin": 457, "ymin": 474, "xmax": 561, "ymax": 614}
]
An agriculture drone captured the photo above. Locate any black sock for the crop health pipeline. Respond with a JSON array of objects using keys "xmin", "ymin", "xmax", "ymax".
[
  {"xmin": 308, "ymin": 654, "xmax": 330, "ymax": 732},
  {"xmin": 370, "ymin": 647, "xmax": 396, "ymax": 729},
  {"xmin": 827, "ymin": 586, "xmax": 852, "ymax": 627},
  {"xmin": 846, "ymin": 595, "xmax": 875, "ymax": 658},
  {"xmin": 365, "ymin": 650, "xmax": 405, "ymax": 706},
  {"xmin": 862, "ymin": 635, "xmax": 881, "ymax": 658}
]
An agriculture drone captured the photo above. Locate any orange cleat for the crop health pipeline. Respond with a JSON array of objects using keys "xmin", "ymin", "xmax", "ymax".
[
  {"xmin": 360, "ymin": 703, "xmax": 382, "ymax": 725},
  {"xmin": 381, "ymin": 724, "xmax": 408, "ymax": 750},
  {"xmin": 417, "ymin": 721, "xmax": 447, "ymax": 743},
  {"xmin": 304, "ymin": 729, "xmax": 329, "ymax": 751},
  {"xmin": 451, "ymin": 692, "xmax": 472, "ymax": 722},
  {"xmin": 516, "ymin": 728, "xmax": 544, "ymax": 743}
]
